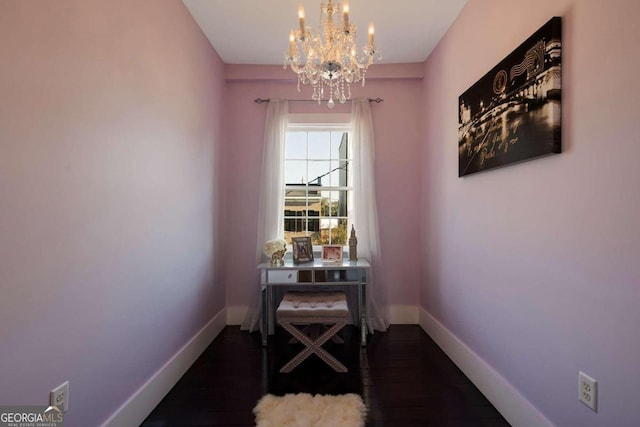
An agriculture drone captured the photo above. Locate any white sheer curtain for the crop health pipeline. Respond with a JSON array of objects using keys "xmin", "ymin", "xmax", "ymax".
[
  {"xmin": 241, "ymin": 99, "xmax": 288, "ymax": 331},
  {"xmin": 351, "ymin": 99, "xmax": 389, "ymax": 332}
]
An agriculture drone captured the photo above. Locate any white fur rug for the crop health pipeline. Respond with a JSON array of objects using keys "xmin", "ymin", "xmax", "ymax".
[{"xmin": 254, "ymin": 393, "xmax": 366, "ymax": 427}]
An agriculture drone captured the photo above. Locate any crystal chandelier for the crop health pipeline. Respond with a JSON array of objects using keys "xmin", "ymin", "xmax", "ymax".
[{"xmin": 284, "ymin": 1, "xmax": 381, "ymax": 108}]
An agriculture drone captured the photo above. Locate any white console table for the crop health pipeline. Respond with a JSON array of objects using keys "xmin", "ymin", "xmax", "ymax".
[{"xmin": 258, "ymin": 259, "xmax": 369, "ymax": 347}]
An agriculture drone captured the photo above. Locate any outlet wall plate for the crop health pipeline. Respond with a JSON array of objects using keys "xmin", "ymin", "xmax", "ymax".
[
  {"xmin": 50, "ymin": 381, "xmax": 69, "ymax": 412},
  {"xmin": 578, "ymin": 371, "xmax": 597, "ymax": 412}
]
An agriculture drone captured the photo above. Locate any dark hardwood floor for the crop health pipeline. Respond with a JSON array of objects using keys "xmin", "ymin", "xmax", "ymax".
[{"xmin": 141, "ymin": 325, "xmax": 510, "ymax": 426}]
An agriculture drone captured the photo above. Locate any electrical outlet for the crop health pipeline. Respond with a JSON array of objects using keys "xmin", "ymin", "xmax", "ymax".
[
  {"xmin": 578, "ymin": 371, "xmax": 597, "ymax": 412},
  {"xmin": 49, "ymin": 381, "xmax": 69, "ymax": 412}
]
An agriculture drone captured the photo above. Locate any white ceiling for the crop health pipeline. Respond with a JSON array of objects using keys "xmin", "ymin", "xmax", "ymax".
[{"xmin": 182, "ymin": 0, "xmax": 468, "ymax": 65}]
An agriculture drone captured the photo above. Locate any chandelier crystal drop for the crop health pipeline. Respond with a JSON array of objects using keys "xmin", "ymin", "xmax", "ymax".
[{"xmin": 284, "ymin": 0, "xmax": 381, "ymax": 108}]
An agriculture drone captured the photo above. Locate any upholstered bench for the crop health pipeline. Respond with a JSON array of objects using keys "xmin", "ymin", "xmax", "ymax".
[{"xmin": 276, "ymin": 291, "xmax": 350, "ymax": 373}]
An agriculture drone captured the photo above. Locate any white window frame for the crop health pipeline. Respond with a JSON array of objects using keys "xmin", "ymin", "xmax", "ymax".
[{"xmin": 284, "ymin": 114, "xmax": 353, "ymax": 249}]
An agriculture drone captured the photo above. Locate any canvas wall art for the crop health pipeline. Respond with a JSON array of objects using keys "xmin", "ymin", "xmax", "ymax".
[{"xmin": 458, "ymin": 17, "xmax": 562, "ymax": 177}]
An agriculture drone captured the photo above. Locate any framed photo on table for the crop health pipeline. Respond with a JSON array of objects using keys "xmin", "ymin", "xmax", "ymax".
[
  {"xmin": 321, "ymin": 245, "xmax": 343, "ymax": 262},
  {"xmin": 292, "ymin": 237, "xmax": 314, "ymax": 264}
]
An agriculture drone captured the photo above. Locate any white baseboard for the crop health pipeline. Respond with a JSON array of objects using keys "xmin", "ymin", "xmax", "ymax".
[
  {"xmin": 100, "ymin": 308, "xmax": 227, "ymax": 427},
  {"xmin": 418, "ymin": 308, "xmax": 553, "ymax": 427}
]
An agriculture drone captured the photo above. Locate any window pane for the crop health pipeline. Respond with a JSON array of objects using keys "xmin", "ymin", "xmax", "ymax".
[
  {"xmin": 308, "ymin": 217, "xmax": 320, "ymax": 232},
  {"xmin": 307, "ymin": 160, "xmax": 331, "ymax": 185},
  {"xmin": 284, "ymin": 160, "xmax": 307, "ymax": 184},
  {"xmin": 307, "ymin": 184, "xmax": 322, "ymax": 199},
  {"xmin": 308, "ymin": 132, "xmax": 331, "ymax": 159},
  {"xmin": 307, "ymin": 191, "xmax": 322, "ymax": 225},
  {"xmin": 320, "ymin": 190, "xmax": 333, "ymax": 216},
  {"xmin": 285, "ymin": 132, "xmax": 306, "ymax": 159},
  {"xmin": 332, "ymin": 132, "xmax": 349, "ymax": 159},
  {"xmin": 329, "ymin": 160, "xmax": 349, "ymax": 187},
  {"xmin": 313, "ymin": 218, "xmax": 347, "ymax": 244},
  {"xmin": 321, "ymin": 218, "xmax": 338, "ymax": 229},
  {"xmin": 310, "ymin": 232, "xmax": 323, "ymax": 246},
  {"xmin": 336, "ymin": 190, "xmax": 349, "ymax": 217},
  {"xmin": 314, "ymin": 218, "xmax": 333, "ymax": 245},
  {"xmin": 284, "ymin": 198, "xmax": 306, "ymax": 213},
  {"xmin": 334, "ymin": 219, "xmax": 349, "ymax": 244},
  {"xmin": 285, "ymin": 187, "xmax": 306, "ymax": 198}
]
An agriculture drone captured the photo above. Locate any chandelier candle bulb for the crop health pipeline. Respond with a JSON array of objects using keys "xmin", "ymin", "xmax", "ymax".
[
  {"xmin": 368, "ymin": 22, "xmax": 375, "ymax": 46},
  {"xmin": 298, "ymin": 5, "xmax": 306, "ymax": 35},
  {"xmin": 289, "ymin": 31, "xmax": 295, "ymax": 57},
  {"xmin": 343, "ymin": 3, "xmax": 349, "ymax": 30}
]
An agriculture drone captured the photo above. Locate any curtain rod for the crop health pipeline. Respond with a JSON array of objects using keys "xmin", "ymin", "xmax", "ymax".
[{"xmin": 253, "ymin": 97, "xmax": 383, "ymax": 104}]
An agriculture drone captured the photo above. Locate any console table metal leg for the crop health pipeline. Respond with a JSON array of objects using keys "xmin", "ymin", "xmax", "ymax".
[
  {"xmin": 360, "ymin": 282, "xmax": 367, "ymax": 346},
  {"xmin": 267, "ymin": 285, "xmax": 274, "ymax": 336},
  {"xmin": 261, "ymin": 286, "xmax": 267, "ymax": 346}
]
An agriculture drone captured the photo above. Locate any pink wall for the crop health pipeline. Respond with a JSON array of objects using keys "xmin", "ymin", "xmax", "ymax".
[
  {"xmin": 421, "ymin": 0, "xmax": 640, "ymax": 425},
  {"xmin": 224, "ymin": 65, "xmax": 424, "ymax": 312},
  {"xmin": 0, "ymin": 1, "xmax": 226, "ymax": 426}
]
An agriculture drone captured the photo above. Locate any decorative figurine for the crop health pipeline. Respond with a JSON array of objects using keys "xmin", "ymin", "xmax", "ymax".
[
  {"xmin": 348, "ymin": 225, "xmax": 358, "ymax": 261},
  {"xmin": 264, "ymin": 239, "xmax": 287, "ymax": 267}
]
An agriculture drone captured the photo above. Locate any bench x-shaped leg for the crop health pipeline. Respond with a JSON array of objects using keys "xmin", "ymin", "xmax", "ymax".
[
  {"xmin": 279, "ymin": 320, "xmax": 347, "ymax": 373},
  {"xmin": 288, "ymin": 324, "xmax": 344, "ymax": 344}
]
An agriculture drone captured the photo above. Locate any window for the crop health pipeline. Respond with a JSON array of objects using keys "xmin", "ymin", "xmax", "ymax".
[{"xmin": 284, "ymin": 123, "xmax": 353, "ymax": 247}]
